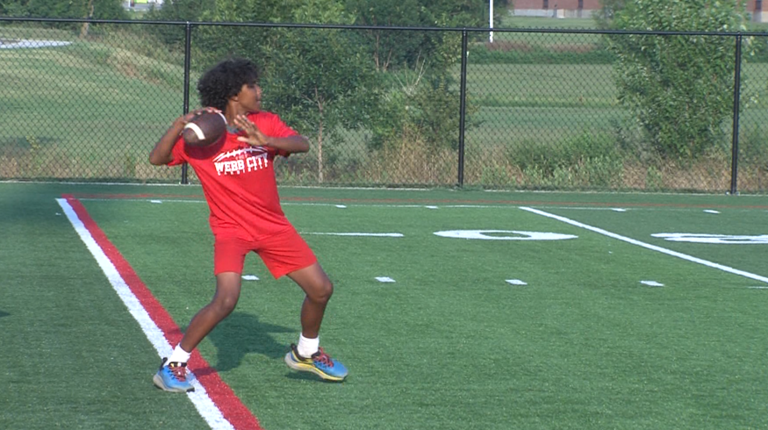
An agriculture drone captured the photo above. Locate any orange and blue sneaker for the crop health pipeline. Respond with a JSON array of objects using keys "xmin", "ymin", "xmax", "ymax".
[
  {"xmin": 153, "ymin": 358, "xmax": 194, "ymax": 393},
  {"xmin": 284, "ymin": 344, "xmax": 348, "ymax": 382}
]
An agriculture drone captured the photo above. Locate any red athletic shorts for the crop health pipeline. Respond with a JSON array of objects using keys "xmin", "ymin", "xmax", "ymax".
[{"xmin": 213, "ymin": 227, "xmax": 317, "ymax": 278}]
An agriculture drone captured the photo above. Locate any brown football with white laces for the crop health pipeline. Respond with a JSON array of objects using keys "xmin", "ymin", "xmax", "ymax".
[{"xmin": 182, "ymin": 111, "xmax": 227, "ymax": 147}]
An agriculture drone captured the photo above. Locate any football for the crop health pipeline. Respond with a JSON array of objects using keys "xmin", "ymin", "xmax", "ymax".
[{"xmin": 182, "ymin": 111, "xmax": 227, "ymax": 147}]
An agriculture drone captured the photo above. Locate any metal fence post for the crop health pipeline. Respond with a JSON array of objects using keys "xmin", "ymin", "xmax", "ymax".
[
  {"xmin": 730, "ymin": 33, "xmax": 743, "ymax": 195},
  {"xmin": 181, "ymin": 21, "xmax": 193, "ymax": 185},
  {"xmin": 457, "ymin": 30, "xmax": 468, "ymax": 188}
]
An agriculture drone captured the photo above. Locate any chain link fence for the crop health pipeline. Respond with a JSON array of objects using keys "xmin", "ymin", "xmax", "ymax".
[{"xmin": 1, "ymin": 18, "xmax": 767, "ymax": 193}]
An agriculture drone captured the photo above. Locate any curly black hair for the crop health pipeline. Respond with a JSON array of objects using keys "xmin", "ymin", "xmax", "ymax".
[{"xmin": 197, "ymin": 58, "xmax": 260, "ymax": 111}]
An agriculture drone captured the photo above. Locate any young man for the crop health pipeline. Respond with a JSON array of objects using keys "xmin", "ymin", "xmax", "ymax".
[{"xmin": 148, "ymin": 58, "xmax": 347, "ymax": 392}]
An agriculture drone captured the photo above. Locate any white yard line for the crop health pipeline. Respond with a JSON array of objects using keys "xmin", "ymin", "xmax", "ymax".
[
  {"xmin": 56, "ymin": 198, "xmax": 236, "ymax": 430},
  {"xmin": 73, "ymin": 197, "xmax": 767, "ymax": 285},
  {"xmin": 519, "ymin": 206, "xmax": 768, "ymax": 284}
]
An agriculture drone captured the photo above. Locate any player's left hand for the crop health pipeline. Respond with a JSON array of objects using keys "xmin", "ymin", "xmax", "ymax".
[{"xmin": 234, "ymin": 114, "xmax": 271, "ymax": 147}]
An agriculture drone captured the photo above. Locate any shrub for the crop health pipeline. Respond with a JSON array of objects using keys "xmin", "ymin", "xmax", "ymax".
[{"xmin": 605, "ymin": 0, "xmax": 748, "ymax": 161}]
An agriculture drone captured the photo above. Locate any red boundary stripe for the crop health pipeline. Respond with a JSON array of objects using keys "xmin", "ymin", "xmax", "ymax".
[{"xmin": 63, "ymin": 194, "xmax": 263, "ymax": 430}]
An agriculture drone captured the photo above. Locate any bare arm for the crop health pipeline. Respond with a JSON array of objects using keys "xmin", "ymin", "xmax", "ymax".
[
  {"xmin": 233, "ymin": 114, "xmax": 309, "ymax": 154},
  {"xmin": 148, "ymin": 116, "xmax": 186, "ymax": 166}
]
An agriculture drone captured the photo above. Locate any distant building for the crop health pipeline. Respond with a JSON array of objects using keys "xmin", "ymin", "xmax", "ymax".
[
  {"xmin": 512, "ymin": 0, "xmax": 768, "ymax": 22},
  {"xmin": 512, "ymin": 0, "xmax": 601, "ymax": 18},
  {"xmin": 754, "ymin": 0, "xmax": 766, "ymax": 22}
]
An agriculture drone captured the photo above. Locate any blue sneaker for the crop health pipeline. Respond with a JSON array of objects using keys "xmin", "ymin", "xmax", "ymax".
[
  {"xmin": 153, "ymin": 358, "xmax": 194, "ymax": 393},
  {"xmin": 285, "ymin": 344, "xmax": 348, "ymax": 382}
]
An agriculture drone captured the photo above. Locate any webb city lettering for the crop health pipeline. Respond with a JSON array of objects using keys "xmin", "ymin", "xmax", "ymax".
[{"xmin": 212, "ymin": 147, "xmax": 269, "ymax": 176}]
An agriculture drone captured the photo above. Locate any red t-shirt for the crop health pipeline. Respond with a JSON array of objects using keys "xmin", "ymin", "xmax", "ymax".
[{"xmin": 168, "ymin": 111, "xmax": 297, "ymax": 240}]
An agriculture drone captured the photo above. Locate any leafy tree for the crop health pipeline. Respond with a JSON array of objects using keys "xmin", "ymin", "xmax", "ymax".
[
  {"xmin": 199, "ymin": 0, "xmax": 292, "ymax": 22},
  {"xmin": 341, "ymin": 0, "xmax": 484, "ymax": 164},
  {"xmin": 261, "ymin": 0, "xmax": 380, "ymax": 182},
  {"xmin": 142, "ymin": 0, "xmax": 219, "ymax": 47},
  {"xmin": 345, "ymin": 0, "xmax": 492, "ymax": 71},
  {"xmin": 194, "ymin": 0, "xmax": 380, "ymax": 182},
  {"xmin": 0, "ymin": 0, "xmax": 28, "ymax": 15},
  {"xmin": 0, "ymin": 0, "xmax": 126, "ymax": 19},
  {"xmin": 603, "ymin": 0, "xmax": 748, "ymax": 160},
  {"xmin": 186, "ymin": 0, "xmax": 295, "ymax": 69},
  {"xmin": 145, "ymin": 0, "xmax": 217, "ymax": 22},
  {"xmin": 370, "ymin": 71, "xmax": 468, "ymax": 153},
  {"xmin": 343, "ymin": 0, "xmax": 423, "ymax": 71},
  {"xmin": 593, "ymin": 0, "xmax": 625, "ymax": 29},
  {"xmin": 144, "ymin": 0, "xmax": 480, "ymax": 179},
  {"xmin": 1, "ymin": 0, "xmax": 126, "ymax": 39}
]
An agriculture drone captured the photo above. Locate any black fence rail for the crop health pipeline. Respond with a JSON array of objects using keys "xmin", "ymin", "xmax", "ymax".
[{"xmin": 1, "ymin": 17, "xmax": 767, "ymax": 194}]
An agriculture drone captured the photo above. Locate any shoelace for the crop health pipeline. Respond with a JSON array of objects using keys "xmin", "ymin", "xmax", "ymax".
[
  {"xmin": 312, "ymin": 348, "xmax": 334, "ymax": 368},
  {"xmin": 168, "ymin": 362, "xmax": 188, "ymax": 381}
]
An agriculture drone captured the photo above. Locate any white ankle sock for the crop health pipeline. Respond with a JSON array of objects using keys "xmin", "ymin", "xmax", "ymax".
[
  {"xmin": 168, "ymin": 344, "xmax": 192, "ymax": 364},
  {"xmin": 297, "ymin": 334, "xmax": 319, "ymax": 358}
]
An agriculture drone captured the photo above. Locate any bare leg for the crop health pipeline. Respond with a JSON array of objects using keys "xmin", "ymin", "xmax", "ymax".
[
  {"xmin": 283, "ymin": 263, "xmax": 348, "ymax": 381},
  {"xmin": 287, "ymin": 262, "xmax": 333, "ymax": 339},
  {"xmin": 179, "ymin": 272, "xmax": 241, "ymax": 352}
]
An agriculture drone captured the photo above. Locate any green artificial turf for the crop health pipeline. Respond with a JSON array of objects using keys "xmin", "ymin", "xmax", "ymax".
[{"xmin": 1, "ymin": 183, "xmax": 767, "ymax": 429}]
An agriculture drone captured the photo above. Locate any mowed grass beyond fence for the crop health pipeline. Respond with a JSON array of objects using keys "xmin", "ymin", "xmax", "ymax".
[
  {"xmin": 2, "ymin": 182, "xmax": 768, "ymax": 429},
  {"xmin": 0, "ymin": 28, "xmax": 186, "ymax": 181}
]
